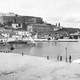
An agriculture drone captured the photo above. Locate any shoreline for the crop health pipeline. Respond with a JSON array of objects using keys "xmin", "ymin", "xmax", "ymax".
[{"xmin": 34, "ymin": 38, "xmax": 79, "ymax": 42}]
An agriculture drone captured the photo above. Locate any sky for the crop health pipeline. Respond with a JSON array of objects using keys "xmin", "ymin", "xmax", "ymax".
[{"xmin": 0, "ymin": 0, "xmax": 80, "ymax": 28}]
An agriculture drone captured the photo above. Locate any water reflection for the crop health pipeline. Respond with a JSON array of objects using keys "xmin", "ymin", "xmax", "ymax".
[{"xmin": 0, "ymin": 42, "xmax": 79, "ymax": 60}]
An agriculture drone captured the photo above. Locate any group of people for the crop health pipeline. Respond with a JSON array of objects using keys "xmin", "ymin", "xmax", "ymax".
[
  {"xmin": 57, "ymin": 55, "xmax": 72, "ymax": 63},
  {"xmin": 22, "ymin": 52, "xmax": 72, "ymax": 63},
  {"xmin": 46, "ymin": 55, "xmax": 72, "ymax": 63}
]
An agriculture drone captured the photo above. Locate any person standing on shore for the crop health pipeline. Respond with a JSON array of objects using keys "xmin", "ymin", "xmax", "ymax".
[
  {"xmin": 22, "ymin": 52, "xmax": 24, "ymax": 56},
  {"xmin": 57, "ymin": 55, "xmax": 62, "ymax": 61},
  {"xmin": 60, "ymin": 56, "xmax": 62, "ymax": 61},
  {"xmin": 69, "ymin": 55, "xmax": 72, "ymax": 63},
  {"xmin": 47, "ymin": 56, "xmax": 49, "ymax": 60},
  {"xmin": 57, "ymin": 55, "xmax": 59, "ymax": 61}
]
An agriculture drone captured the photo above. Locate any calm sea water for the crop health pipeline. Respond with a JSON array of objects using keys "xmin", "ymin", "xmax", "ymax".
[{"xmin": 0, "ymin": 41, "xmax": 80, "ymax": 61}]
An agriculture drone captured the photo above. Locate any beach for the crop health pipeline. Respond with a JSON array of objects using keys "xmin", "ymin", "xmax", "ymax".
[{"xmin": 0, "ymin": 53, "xmax": 79, "ymax": 80}]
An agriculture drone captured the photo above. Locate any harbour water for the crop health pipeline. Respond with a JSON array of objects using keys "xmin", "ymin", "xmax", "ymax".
[{"xmin": 0, "ymin": 41, "xmax": 80, "ymax": 61}]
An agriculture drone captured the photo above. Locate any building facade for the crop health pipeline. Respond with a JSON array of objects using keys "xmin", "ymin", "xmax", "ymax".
[
  {"xmin": 27, "ymin": 24, "xmax": 54, "ymax": 33},
  {"xmin": 0, "ymin": 13, "xmax": 44, "ymax": 25}
]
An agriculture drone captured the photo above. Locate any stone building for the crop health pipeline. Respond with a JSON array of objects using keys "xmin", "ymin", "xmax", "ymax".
[
  {"xmin": 27, "ymin": 23, "xmax": 54, "ymax": 33},
  {"xmin": 0, "ymin": 13, "xmax": 44, "ymax": 24},
  {"xmin": 0, "ymin": 13, "xmax": 44, "ymax": 30},
  {"xmin": 0, "ymin": 13, "xmax": 62, "ymax": 38},
  {"xmin": 27, "ymin": 23, "xmax": 55, "ymax": 38}
]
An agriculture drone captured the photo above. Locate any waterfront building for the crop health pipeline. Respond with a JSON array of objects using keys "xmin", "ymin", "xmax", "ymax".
[
  {"xmin": 27, "ymin": 23, "xmax": 55, "ymax": 38},
  {"xmin": 15, "ymin": 30, "xmax": 31, "ymax": 36},
  {"xmin": 1, "ymin": 33, "xmax": 9, "ymax": 38},
  {"xmin": 0, "ymin": 35, "xmax": 7, "ymax": 42},
  {"xmin": 70, "ymin": 32, "xmax": 80, "ymax": 39},
  {"xmin": 0, "ymin": 13, "xmax": 63, "ymax": 39},
  {"xmin": 12, "ymin": 23, "xmax": 22, "ymax": 29},
  {"xmin": 27, "ymin": 23, "xmax": 54, "ymax": 33}
]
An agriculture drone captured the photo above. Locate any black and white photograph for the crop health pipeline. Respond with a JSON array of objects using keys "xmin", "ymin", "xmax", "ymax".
[{"xmin": 0, "ymin": 0, "xmax": 80, "ymax": 80}]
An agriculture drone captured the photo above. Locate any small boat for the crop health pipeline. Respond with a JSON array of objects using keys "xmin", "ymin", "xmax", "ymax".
[{"xmin": 7, "ymin": 37, "xmax": 35, "ymax": 45}]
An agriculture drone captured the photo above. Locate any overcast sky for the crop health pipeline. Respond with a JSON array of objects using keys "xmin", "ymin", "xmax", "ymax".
[{"xmin": 0, "ymin": 0, "xmax": 80, "ymax": 28}]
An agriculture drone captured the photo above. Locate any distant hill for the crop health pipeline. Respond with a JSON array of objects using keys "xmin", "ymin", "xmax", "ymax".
[
  {"xmin": 62, "ymin": 28, "xmax": 80, "ymax": 33},
  {"xmin": 56, "ymin": 27, "xmax": 80, "ymax": 34},
  {"xmin": 53, "ymin": 27, "xmax": 80, "ymax": 37}
]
